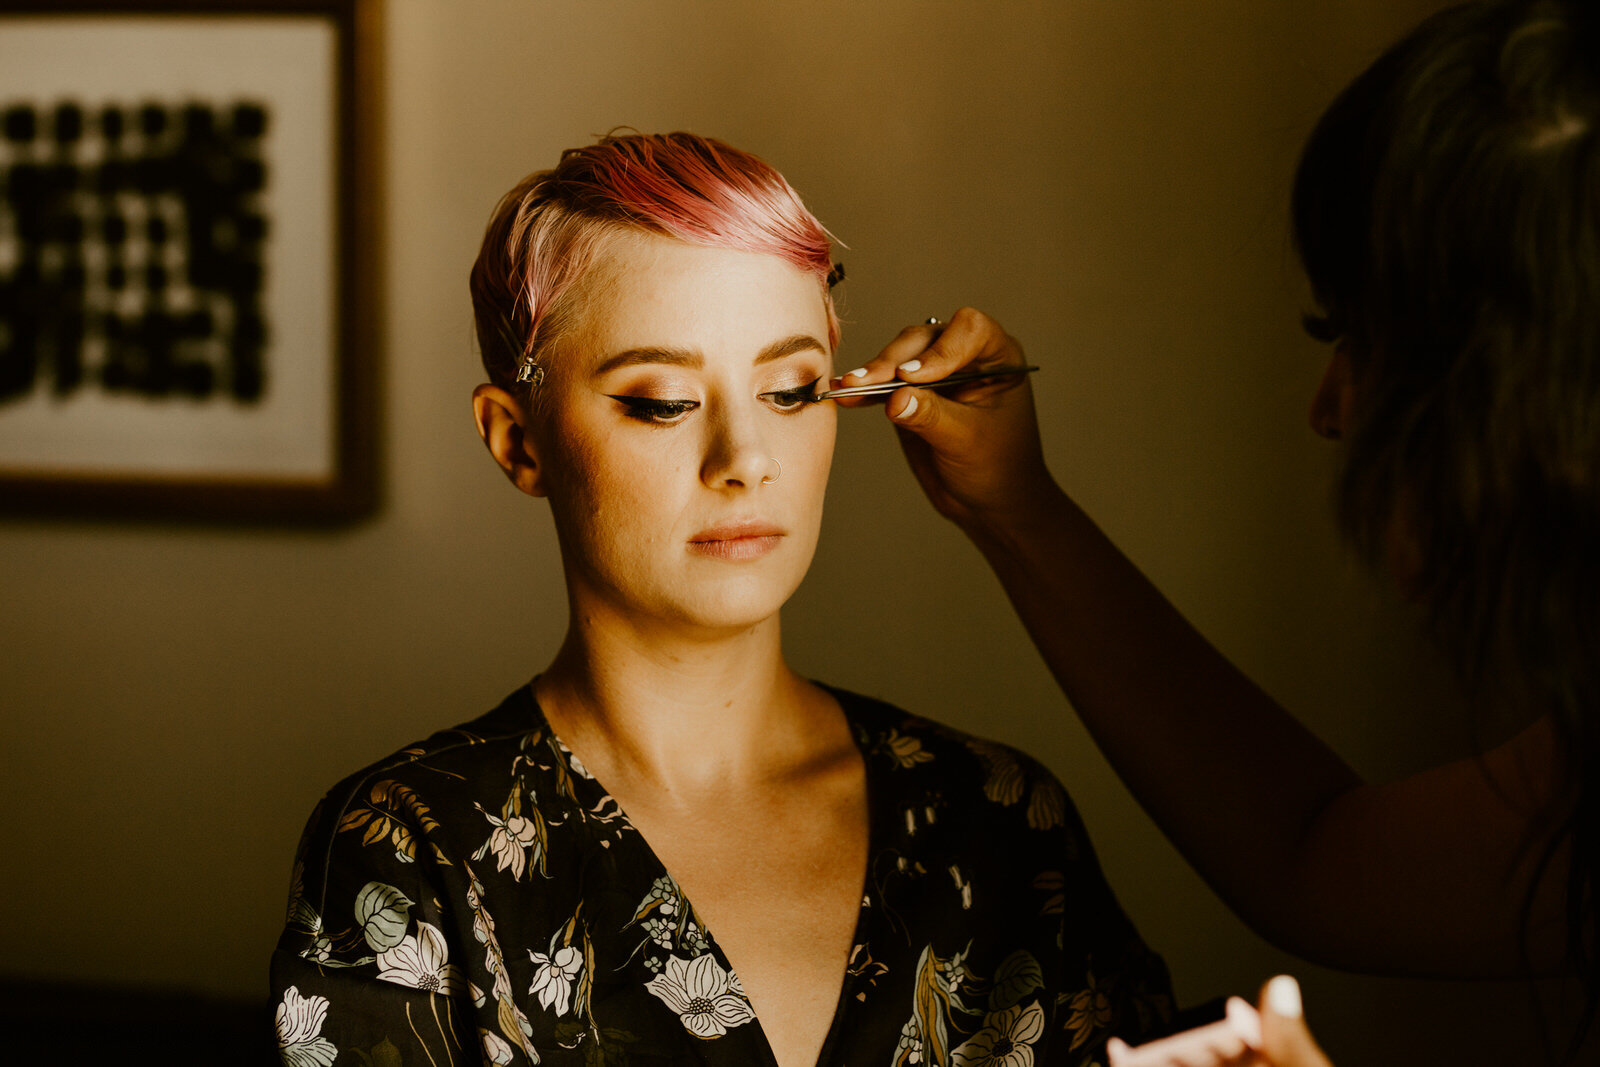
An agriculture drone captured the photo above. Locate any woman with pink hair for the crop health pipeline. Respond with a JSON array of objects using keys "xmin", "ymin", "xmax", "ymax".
[{"xmin": 270, "ymin": 132, "xmax": 1171, "ymax": 1067}]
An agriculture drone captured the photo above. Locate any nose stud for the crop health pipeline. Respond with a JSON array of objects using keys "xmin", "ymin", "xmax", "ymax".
[{"xmin": 761, "ymin": 458, "xmax": 781, "ymax": 485}]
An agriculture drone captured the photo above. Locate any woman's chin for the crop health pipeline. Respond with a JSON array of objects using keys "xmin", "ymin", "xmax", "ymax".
[
  {"xmin": 672, "ymin": 592, "xmax": 794, "ymax": 635},
  {"xmin": 642, "ymin": 572, "xmax": 806, "ymax": 636},
  {"xmin": 570, "ymin": 542, "xmax": 818, "ymax": 638}
]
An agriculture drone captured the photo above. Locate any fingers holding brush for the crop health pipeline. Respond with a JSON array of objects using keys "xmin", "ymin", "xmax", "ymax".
[
  {"xmin": 860, "ymin": 308, "xmax": 1056, "ymax": 529},
  {"xmin": 904, "ymin": 307, "xmax": 1030, "ymax": 389},
  {"xmin": 834, "ymin": 307, "xmax": 1025, "ymax": 403},
  {"xmin": 830, "ymin": 317, "xmax": 946, "ymax": 408}
]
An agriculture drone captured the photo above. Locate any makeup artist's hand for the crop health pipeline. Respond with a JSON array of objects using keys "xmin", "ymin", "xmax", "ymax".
[
  {"xmin": 1107, "ymin": 977, "xmax": 1333, "ymax": 1067},
  {"xmin": 841, "ymin": 308, "xmax": 1056, "ymax": 532}
]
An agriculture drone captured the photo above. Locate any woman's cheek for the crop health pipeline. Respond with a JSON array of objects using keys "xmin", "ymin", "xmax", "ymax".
[
  {"xmin": 583, "ymin": 444, "xmax": 687, "ymax": 547},
  {"xmin": 789, "ymin": 410, "xmax": 837, "ymax": 491}
]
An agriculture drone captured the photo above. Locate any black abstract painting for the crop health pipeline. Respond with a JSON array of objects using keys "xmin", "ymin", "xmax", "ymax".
[
  {"xmin": 0, "ymin": 99, "xmax": 270, "ymax": 407},
  {"xmin": 0, "ymin": 0, "xmax": 377, "ymax": 521}
]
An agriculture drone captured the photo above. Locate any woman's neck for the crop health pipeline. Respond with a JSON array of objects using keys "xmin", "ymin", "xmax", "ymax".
[{"xmin": 534, "ymin": 600, "xmax": 834, "ymax": 798}]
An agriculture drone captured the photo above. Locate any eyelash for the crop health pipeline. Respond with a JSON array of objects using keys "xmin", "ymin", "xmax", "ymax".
[
  {"xmin": 758, "ymin": 378, "xmax": 821, "ymax": 410},
  {"xmin": 608, "ymin": 396, "xmax": 698, "ymax": 424},
  {"xmin": 607, "ymin": 378, "xmax": 821, "ymax": 424}
]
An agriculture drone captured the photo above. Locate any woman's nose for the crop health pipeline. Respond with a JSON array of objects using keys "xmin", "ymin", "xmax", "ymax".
[
  {"xmin": 1310, "ymin": 347, "xmax": 1353, "ymax": 441},
  {"xmin": 699, "ymin": 406, "xmax": 773, "ymax": 490}
]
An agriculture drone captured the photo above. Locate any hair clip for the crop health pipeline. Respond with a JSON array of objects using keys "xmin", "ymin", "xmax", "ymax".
[
  {"xmin": 827, "ymin": 262, "xmax": 846, "ymax": 289},
  {"xmin": 496, "ymin": 313, "xmax": 545, "ymax": 389}
]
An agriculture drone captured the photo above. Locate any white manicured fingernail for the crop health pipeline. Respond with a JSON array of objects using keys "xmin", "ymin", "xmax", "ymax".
[
  {"xmin": 1225, "ymin": 997, "xmax": 1262, "ymax": 1047},
  {"xmin": 1266, "ymin": 975, "xmax": 1302, "ymax": 1019},
  {"xmin": 846, "ymin": 367, "xmax": 869, "ymax": 379},
  {"xmin": 895, "ymin": 394, "xmax": 919, "ymax": 419},
  {"xmin": 898, "ymin": 359, "xmax": 922, "ymax": 374}
]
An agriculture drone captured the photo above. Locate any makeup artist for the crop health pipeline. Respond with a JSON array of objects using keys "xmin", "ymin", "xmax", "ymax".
[{"xmin": 841, "ymin": 1, "xmax": 1600, "ymax": 1063}]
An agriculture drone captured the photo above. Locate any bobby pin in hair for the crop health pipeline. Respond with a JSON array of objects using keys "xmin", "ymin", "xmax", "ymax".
[{"xmin": 496, "ymin": 313, "xmax": 545, "ymax": 388}]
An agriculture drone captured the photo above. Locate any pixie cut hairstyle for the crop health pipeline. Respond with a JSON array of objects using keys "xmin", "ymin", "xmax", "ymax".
[{"xmin": 470, "ymin": 131, "xmax": 840, "ymax": 400}]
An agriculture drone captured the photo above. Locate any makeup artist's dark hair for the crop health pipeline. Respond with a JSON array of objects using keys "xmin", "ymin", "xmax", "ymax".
[{"xmin": 1293, "ymin": 0, "xmax": 1600, "ymax": 1043}]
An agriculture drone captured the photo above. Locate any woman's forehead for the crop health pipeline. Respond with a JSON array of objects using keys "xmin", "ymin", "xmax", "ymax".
[{"xmin": 577, "ymin": 234, "xmax": 832, "ymax": 367}]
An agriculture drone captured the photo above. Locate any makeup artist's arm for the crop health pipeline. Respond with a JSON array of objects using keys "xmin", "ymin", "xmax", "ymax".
[{"xmin": 843, "ymin": 307, "xmax": 1565, "ymax": 977}]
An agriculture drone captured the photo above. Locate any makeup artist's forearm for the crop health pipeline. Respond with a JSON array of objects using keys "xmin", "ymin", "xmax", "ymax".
[
  {"xmin": 961, "ymin": 487, "xmax": 1562, "ymax": 973},
  {"xmin": 960, "ymin": 488, "xmax": 1375, "ymax": 955}
]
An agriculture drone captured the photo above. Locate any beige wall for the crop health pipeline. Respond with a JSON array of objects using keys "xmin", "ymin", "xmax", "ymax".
[{"xmin": 2, "ymin": 1, "xmax": 1550, "ymax": 1061}]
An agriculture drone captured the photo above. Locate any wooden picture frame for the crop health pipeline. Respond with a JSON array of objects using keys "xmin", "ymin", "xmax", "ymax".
[{"xmin": 0, "ymin": 0, "xmax": 380, "ymax": 522}]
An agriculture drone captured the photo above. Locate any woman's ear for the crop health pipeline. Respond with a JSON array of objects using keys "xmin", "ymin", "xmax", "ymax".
[{"xmin": 472, "ymin": 384, "xmax": 548, "ymax": 497}]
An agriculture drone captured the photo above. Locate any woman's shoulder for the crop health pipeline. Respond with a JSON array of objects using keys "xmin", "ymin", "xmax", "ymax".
[
  {"xmin": 279, "ymin": 684, "xmax": 579, "ymax": 965},
  {"xmin": 287, "ymin": 682, "xmax": 570, "ymax": 885},
  {"xmin": 824, "ymin": 683, "xmax": 1077, "ymax": 835}
]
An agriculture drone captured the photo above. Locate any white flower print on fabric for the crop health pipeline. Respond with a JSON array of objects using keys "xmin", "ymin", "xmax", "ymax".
[
  {"xmin": 463, "ymin": 862, "xmax": 539, "ymax": 1060},
  {"xmin": 951, "ymin": 1002, "xmax": 1046, "ymax": 1067},
  {"xmin": 905, "ymin": 802, "xmax": 945, "ymax": 836},
  {"xmin": 473, "ymin": 802, "xmax": 546, "ymax": 881},
  {"xmin": 895, "ymin": 1018, "xmax": 926, "ymax": 1065},
  {"xmin": 529, "ymin": 944, "xmax": 584, "ymax": 1016},
  {"xmin": 275, "ymin": 985, "xmax": 337, "ymax": 1067},
  {"xmin": 949, "ymin": 864, "xmax": 973, "ymax": 910},
  {"xmin": 627, "ymin": 875, "xmax": 709, "ymax": 964},
  {"xmin": 564, "ymin": 747, "xmax": 594, "ymax": 779},
  {"xmin": 644, "ymin": 953, "xmax": 755, "ymax": 1038},
  {"xmin": 468, "ymin": 881, "xmax": 495, "ymax": 946},
  {"xmin": 481, "ymin": 1029, "xmax": 515, "ymax": 1064},
  {"xmin": 892, "ymin": 943, "xmax": 977, "ymax": 1067},
  {"xmin": 375, "ymin": 920, "xmax": 464, "ymax": 995}
]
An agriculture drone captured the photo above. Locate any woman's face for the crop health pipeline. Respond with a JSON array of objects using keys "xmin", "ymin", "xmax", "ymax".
[
  {"xmin": 1309, "ymin": 343, "xmax": 1357, "ymax": 441},
  {"xmin": 530, "ymin": 232, "xmax": 837, "ymax": 633},
  {"xmin": 1308, "ymin": 341, "xmax": 1427, "ymax": 590}
]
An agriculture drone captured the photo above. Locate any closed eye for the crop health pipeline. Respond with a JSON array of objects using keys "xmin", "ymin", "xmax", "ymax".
[
  {"xmin": 758, "ymin": 377, "xmax": 822, "ymax": 411},
  {"xmin": 607, "ymin": 395, "xmax": 699, "ymax": 424}
]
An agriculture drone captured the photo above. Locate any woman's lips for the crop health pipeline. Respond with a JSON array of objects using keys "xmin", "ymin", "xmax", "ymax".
[{"xmin": 687, "ymin": 520, "xmax": 786, "ymax": 561}]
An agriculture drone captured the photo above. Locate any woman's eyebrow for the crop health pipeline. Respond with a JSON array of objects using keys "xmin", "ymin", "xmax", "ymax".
[
  {"xmin": 591, "ymin": 334, "xmax": 826, "ymax": 377},
  {"xmin": 755, "ymin": 334, "xmax": 827, "ymax": 365},
  {"xmin": 592, "ymin": 347, "xmax": 701, "ymax": 376}
]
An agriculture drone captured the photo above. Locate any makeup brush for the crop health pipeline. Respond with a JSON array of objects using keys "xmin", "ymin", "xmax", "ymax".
[{"xmin": 811, "ymin": 364, "xmax": 1039, "ymax": 401}]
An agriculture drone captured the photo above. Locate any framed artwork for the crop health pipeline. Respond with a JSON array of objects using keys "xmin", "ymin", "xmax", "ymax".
[{"xmin": 0, "ymin": 0, "xmax": 380, "ymax": 521}]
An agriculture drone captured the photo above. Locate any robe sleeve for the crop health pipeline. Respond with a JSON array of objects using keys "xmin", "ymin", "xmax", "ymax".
[
  {"xmin": 270, "ymin": 778, "xmax": 486, "ymax": 1067},
  {"xmin": 1040, "ymin": 757, "xmax": 1175, "ymax": 1064}
]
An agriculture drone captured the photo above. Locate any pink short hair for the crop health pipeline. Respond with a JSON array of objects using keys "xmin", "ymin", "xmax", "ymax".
[{"xmin": 470, "ymin": 131, "xmax": 841, "ymax": 398}]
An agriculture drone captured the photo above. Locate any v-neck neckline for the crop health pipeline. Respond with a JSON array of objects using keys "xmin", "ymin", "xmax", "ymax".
[{"xmin": 524, "ymin": 679, "xmax": 881, "ymax": 1067}]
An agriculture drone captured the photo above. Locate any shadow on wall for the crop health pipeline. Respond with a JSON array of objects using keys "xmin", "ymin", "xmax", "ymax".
[{"xmin": 1, "ymin": 978, "xmax": 276, "ymax": 1064}]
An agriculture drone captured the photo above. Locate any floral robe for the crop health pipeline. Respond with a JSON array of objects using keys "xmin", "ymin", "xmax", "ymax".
[{"xmin": 272, "ymin": 683, "xmax": 1172, "ymax": 1066}]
